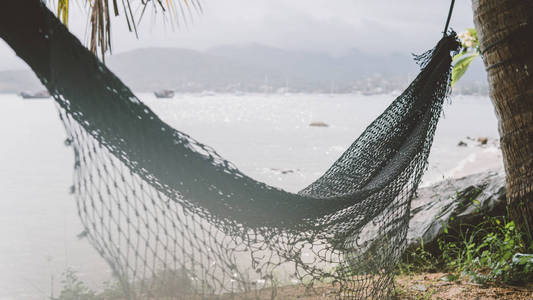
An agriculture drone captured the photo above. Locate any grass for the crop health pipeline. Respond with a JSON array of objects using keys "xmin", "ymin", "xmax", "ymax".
[
  {"xmin": 399, "ymin": 214, "xmax": 533, "ymax": 286},
  {"xmin": 439, "ymin": 216, "xmax": 533, "ymax": 285}
]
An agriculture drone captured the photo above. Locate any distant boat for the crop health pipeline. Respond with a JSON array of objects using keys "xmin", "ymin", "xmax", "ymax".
[
  {"xmin": 20, "ymin": 90, "xmax": 50, "ymax": 99},
  {"xmin": 154, "ymin": 90, "xmax": 175, "ymax": 98}
]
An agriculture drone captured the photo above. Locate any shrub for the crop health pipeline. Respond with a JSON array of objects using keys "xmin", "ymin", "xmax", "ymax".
[
  {"xmin": 438, "ymin": 216, "xmax": 533, "ymax": 284},
  {"xmin": 55, "ymin": 268, "xmax": 98, "ymax": 300}
]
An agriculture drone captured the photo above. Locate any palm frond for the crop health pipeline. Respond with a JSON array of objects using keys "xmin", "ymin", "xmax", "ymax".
[
  {"xmin": 51, "ymin": 0, "xmax": 201, "ymax": 61},
  {"xmin": 57, "ymin": 0, "xmax": 69, "ymax": 25}
]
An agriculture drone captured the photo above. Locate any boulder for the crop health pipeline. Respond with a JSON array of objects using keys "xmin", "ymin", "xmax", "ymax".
[
  {"xmin": 477, "ymin": 137, "xmax": 489, "ymax": 145},
  {"xmin": 407, "ymin": 169, "xmax": 506, "ymax": 249},
  {"xmin": 309, "ymin": 121, "xmax": 329, "ymax": 127}
]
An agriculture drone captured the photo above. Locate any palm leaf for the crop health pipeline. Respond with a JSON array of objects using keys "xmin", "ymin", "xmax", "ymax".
[
  {"xmin": 451, "ymin": 53, "xmax": 479, "ymax": 86},
  {"xmin": 51, "ymin": 0, "xmax": 201, "ymax": 60},
  {"xmin": 57, "ymin": 0, "xmax": 69, "ymax": 25}
]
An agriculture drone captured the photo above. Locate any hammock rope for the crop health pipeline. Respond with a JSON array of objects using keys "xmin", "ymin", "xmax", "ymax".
[
  {"xmin": 7, "ymin": 3, "xmax": 460, "ymax": 299},
  {"xmin": 443, "ymin": 0, "xmax": 456, "ymax": 36}
]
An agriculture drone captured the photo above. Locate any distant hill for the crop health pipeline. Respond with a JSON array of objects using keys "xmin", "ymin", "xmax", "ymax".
[
  {"xmin": 0, "ymin": 44, "xmax": 488, "ymax": 94},
  {"xmin": 207, "ymin": 43, "xmax": 418, "ymax": 80},
  {"xmin": 0, "ymin": 70, "xmax": 44, "ymax": 94},
  {"xmin": 106, "ymin": 47, "xmax": 268, "ymax": 93}
]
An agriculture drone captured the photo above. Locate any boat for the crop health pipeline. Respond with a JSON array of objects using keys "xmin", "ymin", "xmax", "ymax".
[
  {"xmin": 20, "ymin": 90, "xmax": 50, "ymax": 99},
  {"xmin": 154, "ymin": 90, "xmax": 175, "ymax": 98}
]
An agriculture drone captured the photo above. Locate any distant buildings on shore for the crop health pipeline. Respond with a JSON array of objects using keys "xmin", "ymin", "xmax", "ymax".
[{"xmin": 1, "ymin": 45, "xmax": 489, "ymax": 96}]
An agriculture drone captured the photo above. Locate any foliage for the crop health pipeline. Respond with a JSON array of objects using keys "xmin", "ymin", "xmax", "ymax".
[
  {"xmin": 98, "ymin": 280, "xmax": 128, "ymax": 299},
  {"xmin": 57, "ymin": 0, "xmax": 69, "ymax": 25},
  {"xmin": 438, "ymin": 216, "xmax": 533, "ymax": 285},
  {"xmin": 142, "ymin": 269, "xmax": 194, "ymax": 298},
  {"xmin": 54, "ymin": 268, "xmax": 99, "ymax": 300},
  {"xmin": 397, "ymin": 240, "xmax": 440, "ymax": 275},
  {"xmin": 451, "ymin": 28, "xmax": 480, "ymax": 86},
  {"xmin": 55, "ymin": 268, "xmax": 194, "ymax": 299},
  {"xmin": 399, "ymin": 191, "xmax": 533, "ymax": 285},
  {"xmin": 47, "ymin": 0, "xmax": 202, "ymax": 59}
]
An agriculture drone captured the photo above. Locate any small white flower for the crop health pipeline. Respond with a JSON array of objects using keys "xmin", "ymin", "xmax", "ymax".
[
  {"xmin": 458, "ymin": 30, "xmax": 477, "ymax": 49},
  {"xmin": 464, "ymin": 39, "xmax": 475, "ymax": 48}
]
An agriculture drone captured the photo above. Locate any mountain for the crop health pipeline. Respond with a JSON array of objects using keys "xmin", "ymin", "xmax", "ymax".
[
  {"xmin": 207, "ymin": 43, "xmax": 418, "ymax": 79},
  {"xmin": 0, "ymin": 44, "xmax": 488, "ymax": 94},
  {"xmin": 0, "ymin": 70, "xmax": 44, "ymax": 93},
  {"xmin": 105, "ymin": 47, "xmax": 266, "ymax": 92}
]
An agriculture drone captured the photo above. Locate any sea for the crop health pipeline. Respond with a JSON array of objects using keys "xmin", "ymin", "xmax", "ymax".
[{"xmin": 0, "ymin": 92, "xmax": 501, "ymax": 299}]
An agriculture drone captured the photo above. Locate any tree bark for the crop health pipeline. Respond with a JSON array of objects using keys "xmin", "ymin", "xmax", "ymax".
[{"xmin": 473, "ymin": 0, "xmax": 533, "ymax": 240}]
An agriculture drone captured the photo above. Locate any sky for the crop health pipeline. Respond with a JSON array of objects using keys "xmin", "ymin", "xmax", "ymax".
[{"xmin": 0, "ymin": 0, "xmax": 475, "ymax": 71}]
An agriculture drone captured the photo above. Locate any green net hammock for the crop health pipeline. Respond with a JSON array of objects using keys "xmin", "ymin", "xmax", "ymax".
[{"xmin": 2, "ymin": 3, "xmax": 460, "ymax": 299}]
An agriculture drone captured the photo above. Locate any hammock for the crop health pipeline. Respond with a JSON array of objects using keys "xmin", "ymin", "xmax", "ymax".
[{"xmin": 6, "ymin": 4, "xmax": 460, "ymax": 299}]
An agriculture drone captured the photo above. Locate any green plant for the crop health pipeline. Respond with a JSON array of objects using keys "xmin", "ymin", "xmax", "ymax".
[
  {"xmin": 142, "ymin": 269, "xmax": 194, "ymax": 298},
  {"xmin": 98, "ymin": 280, "xmax": 127, "ymax": 299},
  {"xmin": 50, "ymin": 0, "xmax": 200, "ymax": 59},
  {"xmin": 451, "ymin": 28, "xmax": 480, "ymax": 86},
  {"xmin": 397, "ymin": 239, "xmax": 440, "ymax": 275},
  {"xmin": 55, "ymin": 268, "xmax": 98, "ymax": 300},
  {"xmin": 55, "ymin": 268, "xmax": 196, "ymax": 299},
  {"xmin": 438, "ymin": 215, "xmax": 533, "ymax": 284}
]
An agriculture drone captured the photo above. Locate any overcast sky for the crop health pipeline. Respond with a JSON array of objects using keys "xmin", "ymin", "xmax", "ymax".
[{"xmin": 0, "ymin": 0, "xmax": 474, "ymax": 71}]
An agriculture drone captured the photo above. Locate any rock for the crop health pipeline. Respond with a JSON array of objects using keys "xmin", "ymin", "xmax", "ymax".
[
  {"xmin": 309, "ymin": 121, "xmax": 329, "ymax": 127},
  {"xmin": 477, "ymin": 137, "xmax": 488, "ymax": 145},
  {"xmin": 413, "ymin": 284, "xmax": 427, "ymax": 292},
  {"xmin": 407, "ymin": 169, "xmax": 506, "ymax": 249},
  {"xmin": 269, "ymin": 168, "xmax": 298, "ymax": 175},
  {"xmin": 457, "ymin": 141, "xmax": 467, "ymax": 147}
]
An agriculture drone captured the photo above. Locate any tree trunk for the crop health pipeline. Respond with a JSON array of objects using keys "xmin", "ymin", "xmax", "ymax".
[{"xmin": 472, "ymin": 0, "xmax": 533, "ymax": 241}]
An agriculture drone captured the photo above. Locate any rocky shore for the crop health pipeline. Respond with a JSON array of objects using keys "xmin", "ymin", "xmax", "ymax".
[{"xmin": 408, "ymin": 168, "xmax": 506, "ymax": 249}]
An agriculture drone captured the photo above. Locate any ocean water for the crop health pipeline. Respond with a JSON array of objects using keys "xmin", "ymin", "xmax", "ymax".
[{"xmin": 0, "ymin": 93, "xmax": 501, "ymax": 299}]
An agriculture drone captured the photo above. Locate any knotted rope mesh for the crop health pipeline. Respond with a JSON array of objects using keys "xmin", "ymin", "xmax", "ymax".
[{"xmin": 33, "ymin": 7, "xmax": 460, "ymax": 299}]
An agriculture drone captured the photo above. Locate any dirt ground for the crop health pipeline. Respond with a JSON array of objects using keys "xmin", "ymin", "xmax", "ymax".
[
  {"xmin": 394, "ymin": 273, "xmax": 533, "ymax": 300},
  {"xmin": 220, "ymin": 273, "xmax": 533, "ymax": 299}
]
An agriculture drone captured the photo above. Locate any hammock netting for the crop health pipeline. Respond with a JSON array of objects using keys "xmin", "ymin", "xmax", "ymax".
[{"xmin": 15, "ymin": 6, "xmax": 460, "ymax": 299}]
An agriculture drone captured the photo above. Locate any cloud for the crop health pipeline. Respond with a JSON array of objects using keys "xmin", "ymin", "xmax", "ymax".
[{"xmin": 0, "ymin": 0, "xmax": 475, "ymax": 70}]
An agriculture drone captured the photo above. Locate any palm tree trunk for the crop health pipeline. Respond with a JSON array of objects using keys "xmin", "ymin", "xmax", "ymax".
[{"xmin": 473, "ymin": 0, "xmax": 533, "ymax": 240}]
